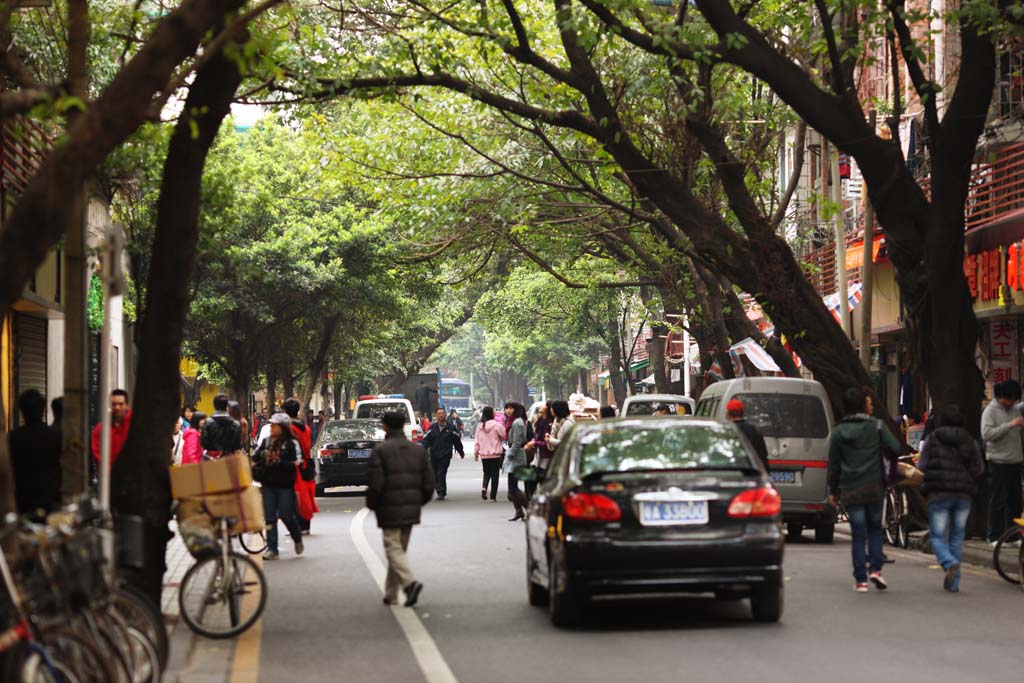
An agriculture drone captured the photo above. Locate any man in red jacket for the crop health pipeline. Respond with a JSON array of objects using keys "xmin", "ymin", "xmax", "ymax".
[{"xmin": 91, "ymin": 389, "xmax": 132, "ymax": 468}]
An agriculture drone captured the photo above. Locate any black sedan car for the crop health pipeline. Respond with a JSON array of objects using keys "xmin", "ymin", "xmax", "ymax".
[
  {"xmin": 313, "ymin": 419, "xmax": 387, "ymax": 493},
  {"xmin": 520, "ymin": 416, "xmax": 783, "ymax": 627}
]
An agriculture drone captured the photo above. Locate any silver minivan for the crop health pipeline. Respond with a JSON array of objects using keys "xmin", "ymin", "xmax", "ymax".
[{"xmin": 695, "ymin": 377, "xmax": 836, "ymax": 543}]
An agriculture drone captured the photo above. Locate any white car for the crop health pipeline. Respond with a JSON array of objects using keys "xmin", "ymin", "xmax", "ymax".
[
  {"xmin": 353, "ymin": 398, "xmax": 423, "ymax": 442},
  {"xmin": 620, "ymin": 393, "xmax": 696, "ymax": 416}
]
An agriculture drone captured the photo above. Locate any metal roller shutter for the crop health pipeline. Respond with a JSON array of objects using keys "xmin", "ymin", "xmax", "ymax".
[{"xmin": 14, "ymin": 313, "xmax": 47, "ymax": 405}]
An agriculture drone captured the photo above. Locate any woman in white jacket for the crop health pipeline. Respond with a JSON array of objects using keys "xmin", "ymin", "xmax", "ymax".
[{"xmin": 546, "ymin": 400, "xmax": 575, "ymax": 454}]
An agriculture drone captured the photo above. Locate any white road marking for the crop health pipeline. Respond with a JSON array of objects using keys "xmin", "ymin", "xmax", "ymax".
[{"xmin": 350, "ymin": 508, "xmax": 460, "ymax": 683}]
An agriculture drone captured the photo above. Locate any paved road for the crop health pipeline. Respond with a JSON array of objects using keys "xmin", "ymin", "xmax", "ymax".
[{"xmin": 250, "ymin": 452, "xmax": 1020, "ymax": 683}]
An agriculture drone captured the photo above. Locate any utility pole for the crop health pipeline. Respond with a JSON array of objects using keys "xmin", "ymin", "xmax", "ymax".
[
  {"xmin": 830, "ymin": 141, "xmax": 850, "ymax": 337},
  {"xmin": 860, "ymin": 112, "xmax": 878, "ymax": 370}
]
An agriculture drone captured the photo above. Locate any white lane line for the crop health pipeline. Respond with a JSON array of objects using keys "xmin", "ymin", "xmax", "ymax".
[{"xmin": 350, "ymin": 508, "xmax": 460, "ymax": 683}]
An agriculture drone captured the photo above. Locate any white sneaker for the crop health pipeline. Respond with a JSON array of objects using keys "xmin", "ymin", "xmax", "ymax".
[{"xmin": 854, "ymin": 583, "xmax": 868, "ymax": 593}]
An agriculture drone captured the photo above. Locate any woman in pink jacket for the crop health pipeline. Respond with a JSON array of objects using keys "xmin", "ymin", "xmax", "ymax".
[
  {"xmin": 474, "ymin": 406, "xmax": 507, "ymax": 501},
  {"xmin": 181, "ymin": 411, "xmax": 207, "ymax": 465}
]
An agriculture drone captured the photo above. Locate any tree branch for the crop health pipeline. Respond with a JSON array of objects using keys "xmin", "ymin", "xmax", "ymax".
[
  {"xmin": 771, "ymin": 120, "xmax": 806, "ymax": 227},
  {"xmin": 814, "ymin": 0, "xmax": 846, "ymax": 95},
  {"xmin": 888, "ymin": 0, "xmax": 939, "ymax": 142}
]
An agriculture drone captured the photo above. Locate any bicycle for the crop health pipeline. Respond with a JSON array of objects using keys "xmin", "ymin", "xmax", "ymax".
[
  {"xmin": 992, "ymin": 517, "xmax": 1024, "ymax": 587},
  {"xmin": 177, "ymin": 514, "xmax": 267, "ymax": 639}
]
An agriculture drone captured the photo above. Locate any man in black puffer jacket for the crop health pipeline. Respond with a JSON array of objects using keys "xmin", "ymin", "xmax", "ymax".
[
  {"xmin": 200, "ymin": 394, "xmax": 244, "ymax": 457},
  {"xmin": 918, "ymin": 403, "xmax": 984, "ymax": 593},
  {"xmin": 367, "ymin": 412, "xmax": 436, "ymax": 607}
]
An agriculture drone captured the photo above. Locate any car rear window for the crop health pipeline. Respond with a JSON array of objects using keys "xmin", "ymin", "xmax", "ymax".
[
  {"xmin": 734, "ymin": 393, "xmax": 829, "ymax": 438},
  {"xmin": 321, "ymin": 422, "xmax": 386, "ymax": 443},
  {"xmin": 625, "ymin": 401, "xmax": 691, "ymax": 416},
  {"xmin": 355, "ymin": 403, "xmax": 410, "ymax": 422},
  {"xmin": 576, "ymin": 426, "xmax": 756, "ymax": 475}
]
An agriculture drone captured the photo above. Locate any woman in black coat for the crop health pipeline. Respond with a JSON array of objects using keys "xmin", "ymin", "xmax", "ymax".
[
  {"xmin": 253, "ymin": 413, "xmax": 304, "ymax": 560},
  {"xmin": 918, "ymin": 404, "xmax": 984, "ymax": 592}
]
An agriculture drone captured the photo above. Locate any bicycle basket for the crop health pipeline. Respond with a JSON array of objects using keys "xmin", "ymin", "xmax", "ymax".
[{"xmin": 178, "ymin": 517, "xmax": 219, "ymax": 561}]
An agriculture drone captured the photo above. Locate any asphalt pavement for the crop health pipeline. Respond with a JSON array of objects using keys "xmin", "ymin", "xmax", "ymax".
[{"xmin": 176, "ymin": 446, "xmax": 1024, "ymax": 683}]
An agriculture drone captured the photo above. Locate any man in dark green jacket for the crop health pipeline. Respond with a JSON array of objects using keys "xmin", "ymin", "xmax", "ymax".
[{"xmin": 827, "ymin": 387, "xmax": 903, "ymax": 593}]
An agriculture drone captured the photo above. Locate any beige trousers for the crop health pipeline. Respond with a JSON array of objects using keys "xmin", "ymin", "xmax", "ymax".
[{"xmin": 382, "ymin": 526, "xmax": 414, "ymax": 601}]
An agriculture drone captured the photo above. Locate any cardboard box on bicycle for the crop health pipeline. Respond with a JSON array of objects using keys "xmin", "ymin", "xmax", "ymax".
[
  {"xmin": 178, "ymin": 486, "xmax": 265, "ymax": 534},
  {"xmin": 170, "ymin": 453, "xmax": 253, "ymax": 499}
]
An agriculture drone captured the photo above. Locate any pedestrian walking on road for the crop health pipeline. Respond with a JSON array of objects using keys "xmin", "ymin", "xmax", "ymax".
[
  {"xmin": 228, "ymin": 401, "xmax": 250, "ymax": 455},
  {"xmin": 726, "ymin": 399, "xmax": 770, "ymax": 471},
  {"xmin": 367, "ymin": 411, "xmax": 435, "ymax": 607},
  {"xmin": 91, "ymin": 389, "xmax": 132, "ymax": 469},
  {"xmin": 919, "ymin": 404, "xmax": 984, "ymax": 592},
  {"xmin": 474, "ymin": 406, "xmax": 506, "ymax": 501},
  {"xmin": 283, "ymin": 398, "xmax": 318, "ymax": 535},
  {"xmin": 504, "ymin": 402, "xmax": 529, "ymax": 521},
  {"xmin": 200, "ymin": 394, "xmax": 244, "ymax": 458},
  {"xmin": 827, "ymin": 387, "xmax": 903, "ymax": 593},
  {"xmin": 252, "ymin": 413, "xmax": 305, "ymax": 560},
  {"xmin": 546, "ymin": 400, "xmax": 575, "ymax": 455},
  {"xmin": 181, "ymin": 411, "xmax": 206, "ymax": 464},
  {"xmin": 9, "ymin": 389, "xmax": 61, "ymax": 516},
  {"xmin": 171, "ymin": 417, "xmax": 185, "ymax": 465},
  {"xmin": 981, "ymin": 379, "xmax": 1024, "ymax": 545},
  {"xmin": 526, "ymin": 403, "xmax": 552, "ymax": 499},
  {"xmin": 421, "ymin": 408, "xmax": 465, "ymax": 500}
]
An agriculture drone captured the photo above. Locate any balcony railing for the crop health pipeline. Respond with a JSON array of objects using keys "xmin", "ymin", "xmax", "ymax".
[{"xmin": 0, "ymin": 115, "xmax": 50, "ymax": 197}]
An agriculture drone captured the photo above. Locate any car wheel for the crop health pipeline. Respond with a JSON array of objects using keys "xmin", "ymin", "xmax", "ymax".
[
  {"xmin": 548, "ymin": 555, "xmax": 581, "ymax": 628},
  {"xmin": 814, "ymin": 522, "xmax": 835, "ymax": 544},
  {"xmin": 527, "ymin": 548, "xmax": 548, "ymax": 607},
  {"xmin": 786, "ymin": 522, "xmax": 802, "ymax": 541},
  {"xmin": 750, "ymin": 584, "xmax": 783, "ymax": 623}
]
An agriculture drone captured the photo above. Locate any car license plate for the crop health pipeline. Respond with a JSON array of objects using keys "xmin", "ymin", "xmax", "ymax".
[
  {"xmin": 639, "ymin": 501, "xmax": 708, "ymax": 526},
  {"xmin": 348, "ymin": 449, "xmax": 371, "ymax": 459},
  {"xmin": 770, "ymin": 470, "xmax": 798, "ymax": 485}
]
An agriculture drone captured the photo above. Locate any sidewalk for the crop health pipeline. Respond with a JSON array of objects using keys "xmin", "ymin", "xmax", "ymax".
[{"xmin": 835, "ymin": 522, "xmax": 994, "ymax": 569}]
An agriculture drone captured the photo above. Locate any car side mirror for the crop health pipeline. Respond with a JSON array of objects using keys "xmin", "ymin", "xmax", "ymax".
[{"xmin": 514, "ymin": 465, "xmax": 541, "ymax": 482}]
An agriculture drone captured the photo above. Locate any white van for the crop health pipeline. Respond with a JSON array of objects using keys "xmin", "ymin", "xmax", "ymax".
[
  {"xmin": 621, "ymin": 393, "xmax": 696, "ymax": 416},
  {"xmin": 695, "ymin": 377, "xmax": 835, "ymax": 543},
  {"xmin": 353, "ymin": 398, "xmax": 423, "ymax": 442}
]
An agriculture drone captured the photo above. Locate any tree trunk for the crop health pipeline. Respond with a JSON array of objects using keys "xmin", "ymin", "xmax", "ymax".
[
  {"xmin": 647, "ymin": 323, "xmax": 670, "ymax": 393},
  {"xmin": 110, "ymin": 38, "xmax": 243, "ymax": 606},
  {"xmin": 300, "ymin": 314, "xmax": 341, "ymax": 411},
  {"xmin": 607, "ymin": 319, "xmax": 628, "ymax": 407},
  {"xmin": 266, "ymin": 364, "xmax": 278, "ymax": 413}
]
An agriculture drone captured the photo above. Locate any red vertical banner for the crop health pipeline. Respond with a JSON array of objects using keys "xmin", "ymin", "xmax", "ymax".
[
  {"xmin": 1009, "ymin": 243, "xmax": 1020, "ymax": 291},
  {"xmin": 964, "ymin": 253, "xmax": 978, "ymax": 300},
  {"xmin": 990, "ymin": 320, "xmax": 1019, "ymax": 383}
]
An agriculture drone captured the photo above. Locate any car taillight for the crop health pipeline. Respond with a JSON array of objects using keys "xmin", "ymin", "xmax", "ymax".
[
  {"xmin": 727, "ymin": 487, "xmax": 782, "ymax": 518},
  {"xmin": 318, "ymin": 448, "xmax": 328, "ymax": 458},
  {"xmin": 562, "ymin": 492, "xmax": 621, "ymax": 521}
]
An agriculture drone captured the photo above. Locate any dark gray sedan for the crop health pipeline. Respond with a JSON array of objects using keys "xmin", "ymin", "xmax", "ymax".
[{"xmin": 314, "ymin": 419, "xmax": 387, "ymax": 493}]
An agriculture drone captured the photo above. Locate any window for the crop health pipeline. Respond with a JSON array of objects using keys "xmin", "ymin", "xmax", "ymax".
[
  {"xmin": 441, "ymin": 382, "xmax": 471, "ymax": 397},
  {"xmin": 575, "ymin": 425, "xmax": 756, "ymax": 476},
  {"xmin": 355, "ymin": 403, "xmax": 410, "ymax": 423},
  {"xmin": 319, "ymin": 422, "xmax": 387, "ymax": 445},
  {"xmin": 733, "ymin": 393, "xmax": 829, "ymax": 438}
]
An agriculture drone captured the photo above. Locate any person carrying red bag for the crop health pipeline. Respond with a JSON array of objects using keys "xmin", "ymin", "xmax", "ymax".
[{"xmin": 283, "ymin": 398, "xmax": 319, "ymax": 534}]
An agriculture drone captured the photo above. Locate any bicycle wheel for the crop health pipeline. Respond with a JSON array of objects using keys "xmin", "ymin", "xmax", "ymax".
[
  {"xmin": 882, "ymin": 488, "xmax": 902, "ymax": 547},
  {"xmin": 993, "ymin": 525, "xmax": 1024, "ymax": 584},
  {"xmin": 103, "ymin": 609, "xmax": 161, "ymax": 683},
  {"xmin": 110, "ymin": 586, "xmax": 168, "ymax": 670},
  {"xmin": 37, "ymin": 626, "xmax": 119, "ymax": 683},
  {"xmin": 178, "ymin": 552, "xmax": 266, "ymax": 639},
  {"xmin": 238, "ymin": 530, "xmax": 267, "ymax": 555}
]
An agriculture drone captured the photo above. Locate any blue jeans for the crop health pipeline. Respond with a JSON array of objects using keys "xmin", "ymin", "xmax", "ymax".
[
  {"xmin": 928, "ymin": 498, "xmax": 972, "ymax": 591},
  {"xmin": 261, "ymin": 486, "xmax": 302, "ymax": 553},
  {"xmin": 847, "ymin": 501, "xmax": 884, "ymax": 583}
]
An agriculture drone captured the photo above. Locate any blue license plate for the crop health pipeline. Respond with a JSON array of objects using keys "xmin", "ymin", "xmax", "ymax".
[
  {"xmin": 348, "ymin": 449, "xmax": 371, "ymax": 459},
  {"xmin": 770, "ymin": 471, "xmax": 797, "ymax": 484},
  {"xmin": 639, "ymin": 501, "xmax": 708, "ymax": 526}
]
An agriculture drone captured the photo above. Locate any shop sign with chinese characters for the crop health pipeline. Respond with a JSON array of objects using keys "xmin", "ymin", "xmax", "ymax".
[
  {"xmin": 990, "ymin": 320, "xmax": 1019, "ymax": 382},
  {"xmin": 964, "ymin": 242, "xmax": 1024, "ymax": 310}
]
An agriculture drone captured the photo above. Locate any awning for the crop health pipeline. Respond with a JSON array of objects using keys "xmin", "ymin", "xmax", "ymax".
[
  {"xmin": 597, "ymin": 370, "xmax": 610, "ymax": 379},
  {"xmin": 845, "ymin": 236, "xmax": 884, "ymax": 270},
  {"xmin": 822, "ymin": 281, "xmax": 864, "ymax": 324},
  {"xmin": 630, "ymin": 358, "xmax": 650, "ymax": 372},
  {"xmin": 729, "ymin": 337, "xmax": 781, "ymax": 373}
]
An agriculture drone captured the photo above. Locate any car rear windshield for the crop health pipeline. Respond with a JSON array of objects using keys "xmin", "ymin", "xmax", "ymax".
[
  {"xmin": 355, "ymin": 403, "xmax": 410, "ymax": 423},
  {"xmin": 321, "ymin": 422, "xmax": 386, "ymax": 443},
  {"xmin": 734, "ymin": 393, "xmax": 829, "ymax": 438},
  {"xmin": 576, "ymin": 426, "xmax": 756, "ymax": 475},
  {"xmin": 625, "ymin": 401, "xmax": 690, "ymax": 416}
]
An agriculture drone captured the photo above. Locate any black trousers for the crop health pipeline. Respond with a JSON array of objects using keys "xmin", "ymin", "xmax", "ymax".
[
  {"xmin": 481, "ymin": 458, "xmax": 501, "ymax": 499},
  {"xmin": 524, "ymin": 467, "xmax": 545, "ymax": 500},
  {"xmin": 988, "ymin": 462, "xmax": 1023, "ymax": 542},
  {"xmin": 508, "ymin": 473, "xmax": 527, "ymax": 513},
  {"xmin": 432, "ymin": 455, "xmax": 452, "ymax": 497}
]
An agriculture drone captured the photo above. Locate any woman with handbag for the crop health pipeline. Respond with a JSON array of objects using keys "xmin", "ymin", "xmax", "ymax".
[
  {"xmin": 918, "ymin": 404, "xmax": 984, "ymax": 592},
  {"xmin": 474, "ymin": 406, "xmax": 506, "ymax": 501},
  {"xmin": 545, "ymin": 400, "xmax": 575, "ymax": 456},
  {"xmin": 503, "ymin": 402, "xmax": 529, "ymax": 521},
  {"xmin": 252, "ymin": 413, "xmax": 305, "ymax": 560},
  {"xmin": 525, "ymin": 403, "xmax": 552, "ymax": 499}
]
